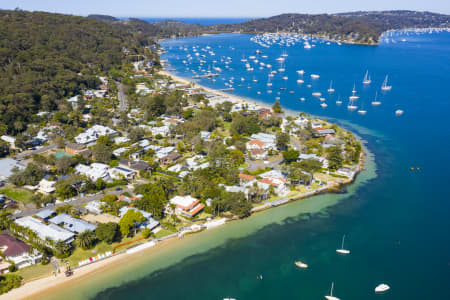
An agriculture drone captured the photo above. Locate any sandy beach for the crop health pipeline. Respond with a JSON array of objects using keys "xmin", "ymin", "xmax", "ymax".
[{"xmin": 0, "ymin": 236, "xmax": 187, "ymax": 300}]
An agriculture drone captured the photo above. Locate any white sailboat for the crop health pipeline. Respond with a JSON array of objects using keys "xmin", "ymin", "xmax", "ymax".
[
  {"xmin": 358, "ymin": 99, "xmax": 367, "ymax": 115},
  {"xmin": 336, "ymin": 96, "xmax": 343, "ymax": 105},
  {"xmin": 381, "ymin": 75, "xmax": 392, "ymax": 91},
  {"xmin": 325, "ymin": 282, "xmax": 340, "ymax": 300},
  {"xmin": 375, "ymin": 283, "xmax": 390, "ymax": 293},
  {"xmin": 363, "ymin": 70, "xmax": 372, "ymax": 84},
  {"xmin": 336, "ymin": 235, "xmax": 350, "ymax": 254},
  {"xmin": 327, "ymin": 81, "xmax": 335, "ymax": 93},
  {"xmin": 349, "ymin": 84, "xmax": 359, "ymax": 100},
  {"xmin": 371, "ymin": 91, "xmax": 381, "ymax": 106}
]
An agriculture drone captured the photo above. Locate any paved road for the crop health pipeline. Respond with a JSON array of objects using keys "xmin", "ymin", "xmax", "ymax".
[
  {"xmin": 15, "ymin": 143, "xmax": 57, "ymax": 160},
  {"xmin": 15, "ymin": 188, "xmax": 132, "ymax": 218},
  {"xmin": 117, "ymin": 81, "xmax": 128, "ymax": 112}
]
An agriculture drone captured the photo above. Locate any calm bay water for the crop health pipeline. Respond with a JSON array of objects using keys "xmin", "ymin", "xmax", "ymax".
[{"xmin": 48, "ymin": 30, "xmax": 450, "ymax": 300}]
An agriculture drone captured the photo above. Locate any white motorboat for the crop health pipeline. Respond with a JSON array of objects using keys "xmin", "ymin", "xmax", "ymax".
[
  {"xmin": 336, "ymin": 235, "xmax": 350, "ymax": 254},
  {"xmin": 300, "ymin": 97, "xmax": 306, "ymax": 101},
  {"xmin": 297, "ymin": 70, "xmax": 305, "ymax": 75},
  {"xmin": 395, "ymin": 109, "xmax": 404, "ymax": 116},
  {"xmin": 297, "ymin": 79, "xmax": 304, "ymax": 84},
  {"xmin": 295, "ymin": 261, "xmax": 308, "ymax": 268},
  {"xmin": 375, "ymin": 283, "xmax": 390, "ymax": 293},
  {"xmin": 310, "ymin": 74, "xmax": 320, "ymax": 79},
  {"xmin": 283, "ymin": 76, "xmax": 288, "ymax": 80},
  {"xmin": 312, "ymin": 92, "xmax": 322, "ymax": 97},
  {"xmin": 321, "ymin": 103, "xmax": 328, "ymax": 108},
  {"xmin": 325, "ymin": 282, "xmax": 340, "ymax": 300}
]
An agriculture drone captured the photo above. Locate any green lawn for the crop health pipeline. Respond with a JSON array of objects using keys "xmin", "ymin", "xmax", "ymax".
[
  {"xmin": 238, "ymin": 162, "xmax": 249, "ymax": 169},
  {"xmin": 16, "ymin": 263, "xmax": 54, "ymax": 281},
  {"xmin": 0, "ymin": 187, "xmax": 34, "ymax": 204},
  {"xmin": 154, "ymin": 228, "xmax": 175, "ymax": 239},
  {"xmin": 66, "ymin": 241, "xmax": 114, "ymax": 267}
]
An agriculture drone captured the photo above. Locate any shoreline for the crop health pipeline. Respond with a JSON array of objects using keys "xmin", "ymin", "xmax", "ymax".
[{"xmin": 2, "ymin": 66, "xmax": 368, "ymax": 300}]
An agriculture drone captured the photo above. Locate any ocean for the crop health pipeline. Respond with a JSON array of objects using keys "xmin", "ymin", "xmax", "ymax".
[{"xmin": 46, "ymin": 29, "xmax": 450, "ymax": 299}]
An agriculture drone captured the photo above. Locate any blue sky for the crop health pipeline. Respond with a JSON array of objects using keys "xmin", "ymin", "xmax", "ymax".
[{"xmin": 3, "ymin": 0, "xmax": 450, "ymax": 17}]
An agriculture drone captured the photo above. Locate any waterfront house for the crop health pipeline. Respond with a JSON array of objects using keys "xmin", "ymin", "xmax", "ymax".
[
  {"xmin": 15, "ymin": 216, "xmax": 75, "ymax": 244},
  {"xmin": 119, "ymin": 207, "xmax": 160, "ymax": 230},
  {"xmin": 0, "ymin": 234, "xmax": 42, "ymax": 272},
  {"xmin": 170, "ymin": 195, "xmax": 205, "ymax": 218}
]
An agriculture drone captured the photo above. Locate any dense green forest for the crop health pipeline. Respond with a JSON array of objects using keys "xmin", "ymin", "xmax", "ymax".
[{"xmin": 0, "ymin": 10, "xmax": 150, "ymax": 135}]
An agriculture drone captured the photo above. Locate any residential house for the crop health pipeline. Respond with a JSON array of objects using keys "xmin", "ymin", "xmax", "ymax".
[
  {"xmin": 249, "ymin": 148, "xmax": 268, "ymax": 160},
  {"xmin": 0, "ymin": 158, "xmax": 25, "ymax": 180},
  {"xmin": 119, "ymin": 207, "xmax": 159, "ymax": 230},
  {"xmin": 0, "ymin": 234, "xmax": 42, "ymax": 272},
  {"xmin": 35, "ymin": 209, "xmax": 56, "ymax": 221},
  {"xmin": 75, "ymin": 163, "xmax": 111, "ymax": 182},
  {"xmin": 118, "ymin": 159, "xmax": 152, "ymax": 174},
  {"xmin": 75, "ymin": 125, "xmax": 117, "ymax": 145},
  {"xmin": 65, "ymin": 142, "xmax": 87, "ymax": 155},
  {"xmin": 170, "ymin": 195, "xmax": 205, "ymax": 218},
  {"xmin": 200, "ymin": 131, "xmax": 211, "ymax": 141},
  {"xmin": 15, "ymin": 216, "xmax": 75, "ymax": 244},
  {"xmin": 37, "ymin": 178, "xmax": 56, "ymax": 194},
  {"xmin": 314, "ymin": 128, "xmax": 336, "ymax": 137},
  {"xmin": 85, "ymin": 201, "xmax": 104, "ymax": 215},
  {"xmin": 108, "ymin": 166, "xmax": 136, "ymax": 181},
  {"xmin": 160, "ymin": 152, "xmax": 181, "ymax": 166},
  {"xmin": 49, "ymin": 213, "xmax": 97, "ymax": 234}
]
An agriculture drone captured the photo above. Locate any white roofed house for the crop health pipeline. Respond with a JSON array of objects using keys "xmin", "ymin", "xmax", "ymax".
[
  {"xmin": 49, "ymin": 213, "xmax": 97, "ymax": 234},
  {"xmin": 75, "ymin": 125, "xmax": 118, "ymax": 145},
  {"xmin": 37, "ymin": 178, "xmax": 56, "ymax": 194},
  {"xmin": 151, "ymin": 125, "xmax": 171, "ymax": 137},
  {"xmin": 15, "ymin": 216, "xmax": 75, "ymax": 245},
  {"xmin": 108, "ymin": 166, "xmax": 136, "ymax": 181},
  {"xmin": 298, "ymin": 153, "xmax": 328, "ymax": 169},
  {"xmin": 200, "ymin": 131, "xmax": 211, "ymax": 141},
  {"xmin": 75, "ymin": 163, "xmax": 111, "ymax": 182}
]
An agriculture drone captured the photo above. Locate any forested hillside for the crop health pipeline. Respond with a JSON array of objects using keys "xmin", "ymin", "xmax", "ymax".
[{"xmin": 0, "ymin": 10, "xmax": 149, "ymax": 135}]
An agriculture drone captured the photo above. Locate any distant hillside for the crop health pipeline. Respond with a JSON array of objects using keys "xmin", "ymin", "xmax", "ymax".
[
  {"xmin": 97, "ymin": 10, "xmax": 450, "ymax": 44},
  {"xmin": 215, "ymin": 11, "xmax": 450, "ymax": 44},
  {"xmin": 87, "ymin": 14, "xmax": 119, "ymax": 22}
]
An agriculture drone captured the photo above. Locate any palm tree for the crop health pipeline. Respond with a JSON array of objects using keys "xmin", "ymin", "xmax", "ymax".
[{"xmin": 76, "ymin": 230, "xmax": 96, "ymax": 250}]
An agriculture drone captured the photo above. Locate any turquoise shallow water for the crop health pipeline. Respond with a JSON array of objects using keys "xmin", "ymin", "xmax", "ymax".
[{"xmin": 47, "ymin": 31, "xmax": 450, "ymax": 299}]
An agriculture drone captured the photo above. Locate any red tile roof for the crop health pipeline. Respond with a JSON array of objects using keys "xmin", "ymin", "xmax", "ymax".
[
  {"xmin": 249, "ymin": 140, "xmax": 265, "ymax": 147},
  {"xmin": 239, "ymin": 173, "xmax": 255, "ymax": 181}
]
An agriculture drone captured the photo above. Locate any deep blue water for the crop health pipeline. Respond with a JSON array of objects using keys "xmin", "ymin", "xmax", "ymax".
[
  {"xmin": 93, "ymin": 31, "xmax": 450, "ymax": 299},
  {"xmin": 139, "ymin": 17, "xmax": 250, "ymax": 25}
]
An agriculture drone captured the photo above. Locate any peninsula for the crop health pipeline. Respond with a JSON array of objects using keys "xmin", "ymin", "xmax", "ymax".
[{"xmin": 0, "ymin": 9, "xmax": 366, "ymax": 297}]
